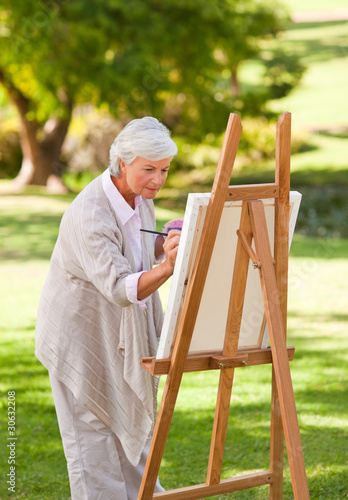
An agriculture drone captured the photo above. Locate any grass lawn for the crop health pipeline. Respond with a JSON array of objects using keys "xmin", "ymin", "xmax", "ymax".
[
  {"xmin": 0, "ymin": 194, "xmax": 347, "ymax": 499},
  {"xmin": 238, "ymin": 13, "xmax": 348, "ymax": 182},
  {"xmin": 268, "ymin": 20, "xmax": 348, "ymax": 130}
]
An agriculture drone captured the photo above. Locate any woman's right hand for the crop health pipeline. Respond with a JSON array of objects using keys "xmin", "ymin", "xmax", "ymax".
[
  {"xmin": 163, "ymin": 230, "xmax": 181, "ymax": 274},
  {"xmin": 137, "ymin": 230, "xmax": 181, "ymax": 301}
]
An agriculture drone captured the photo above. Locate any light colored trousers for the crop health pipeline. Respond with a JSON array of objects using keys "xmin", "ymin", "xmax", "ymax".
[{"xmin": 50, "ymin": 374, "xmax": 165, "ymax": 500}]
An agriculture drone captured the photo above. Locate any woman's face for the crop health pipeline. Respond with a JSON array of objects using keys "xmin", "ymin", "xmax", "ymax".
[{"xmin": 120, "ymin": 157, "xmax": 171, "ymax": 201}]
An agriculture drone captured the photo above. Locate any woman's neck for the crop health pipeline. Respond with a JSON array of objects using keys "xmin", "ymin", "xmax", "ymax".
[{"xmin": 111, "ymin": 175, "xmax": 136, "ymax": 209}]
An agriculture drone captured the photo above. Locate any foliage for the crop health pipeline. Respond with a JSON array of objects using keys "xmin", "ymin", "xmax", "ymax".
[
  {"xmin": 0, "ymin": 194, "xmax": 347, "ymax": 499},
  {"xmin": 296, "ymin": 186, "xmax": 348, "ymax": 238},
  {"xmin": 263, "ymin": 49, "xmax": 306, "ymax": 99},
  {"xmin": 62, "ymin": 111, "xmax": 123, "ymax": 174},
  {"xmin": 0, "ymin": 0, "xmax": 299, "ymax": 141}
]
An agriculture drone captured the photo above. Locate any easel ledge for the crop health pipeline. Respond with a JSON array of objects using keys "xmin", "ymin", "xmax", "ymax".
[{"xmin": 141, "ymin": 347, "xmax": 295, "ymax": 376}]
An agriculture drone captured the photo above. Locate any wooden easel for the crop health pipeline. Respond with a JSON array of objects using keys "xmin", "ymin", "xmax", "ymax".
[{"xmin": 139, "ymin": 112, "xmax": 310, "ymax": 499}]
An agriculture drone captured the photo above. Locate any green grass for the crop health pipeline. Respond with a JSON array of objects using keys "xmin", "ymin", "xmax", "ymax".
[
  {"xmin": 1, "ymin": 194, "xmax": 347, "ymax": 499},
  {"xmin": 237, "ymin": 16, "xmax": 348, "ymax": 183},
  {"xmin": 268, "ymin": 20, "xmax": 348, "ymax": 130}
]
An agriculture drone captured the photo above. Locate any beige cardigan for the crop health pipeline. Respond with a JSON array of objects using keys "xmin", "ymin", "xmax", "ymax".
[{"xmin": 35, "ymin": 175, "xmax": 164, "ymax": 466}]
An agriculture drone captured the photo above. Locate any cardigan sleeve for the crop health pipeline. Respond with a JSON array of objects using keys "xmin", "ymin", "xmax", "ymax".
[{"xmin": 57, "ymin": 197, "xmax": 136, "ymax": 307}]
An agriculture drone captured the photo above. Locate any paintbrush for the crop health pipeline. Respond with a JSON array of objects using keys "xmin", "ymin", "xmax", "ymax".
[{"xmin": 140, "ymin": 229, "xmax": 168, "ymax": 236}]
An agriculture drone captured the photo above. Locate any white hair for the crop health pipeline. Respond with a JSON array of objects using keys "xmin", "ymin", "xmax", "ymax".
[{"xmin": 109, "ymin": 116, "xmax": 178, "ymax": 177}]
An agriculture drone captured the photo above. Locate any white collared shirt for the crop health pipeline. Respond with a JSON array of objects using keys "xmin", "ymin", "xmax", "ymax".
[{"xmin": 102, "ymin": 169, "xmax": 148, "ymax": 309}]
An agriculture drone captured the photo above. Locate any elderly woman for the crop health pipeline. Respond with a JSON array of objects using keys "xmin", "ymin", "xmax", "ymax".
[{"xmin": 35, "ymin": 117, "xmax": 180, "ymax": 499}]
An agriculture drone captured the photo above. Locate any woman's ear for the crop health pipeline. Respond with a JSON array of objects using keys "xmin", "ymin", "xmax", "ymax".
[{"xmin": 119, "ymin": 158, "xmax": 126, "ymax": 175}]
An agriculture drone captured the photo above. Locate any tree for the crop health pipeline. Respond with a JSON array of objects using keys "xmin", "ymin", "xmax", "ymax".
[
  {"xmin": 0, "ymin": 0, "xmax": 296, "ymax": 191},
  {"xmin": 215, "ymin": 0, "xmax": 291, "ymax": 95}
]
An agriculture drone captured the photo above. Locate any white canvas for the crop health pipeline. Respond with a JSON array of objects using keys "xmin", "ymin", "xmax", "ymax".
[{"xmin": 156, "ymin": 192, "xmax": 301, "ymax": 359}]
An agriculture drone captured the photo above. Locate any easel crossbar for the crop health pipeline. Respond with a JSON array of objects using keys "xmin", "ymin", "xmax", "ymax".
[
  {"xmin": 227, "ymin": 183, "xmax": 279, "ymax": 201},
  {"xmin": 141, "ymin": 347, "xmax": 295, "ymax": 376},
  {"xmin": 152, "ymin": 471, "xmax": 273, "ymax": 500}
]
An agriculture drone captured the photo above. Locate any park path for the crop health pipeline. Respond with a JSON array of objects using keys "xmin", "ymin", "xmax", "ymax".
[{"xmin": 291, "ymin": 9, "xmax": 348, "ymax": 22}]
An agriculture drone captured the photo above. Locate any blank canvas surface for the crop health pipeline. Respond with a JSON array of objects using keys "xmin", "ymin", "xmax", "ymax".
[{"xmin": 156, "ymin": 192, "xmax": 301, "ymax": 360}]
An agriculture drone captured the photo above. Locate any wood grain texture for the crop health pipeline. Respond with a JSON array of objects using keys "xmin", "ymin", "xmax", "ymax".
[
  {"xmin": 249, "ymin": 200, "xmax": 309, "ymax": 500},
  {"xmin": 151, "ymin": 471, "xmax": 272, "ymax": 500},
  {"xmin": 226, "ymin": 183, "xmax": 278, "ymax": 201},
  {"xmin": 141, "ymin": 347, "xmax": 295, "ymax": 375},
  {"xmin": 271, "ymin": 112, "xmax": 291, "ymax": 498},
  {"xmin": 206, "ymin": 201, "xmax": 252, "ymax": 484}
]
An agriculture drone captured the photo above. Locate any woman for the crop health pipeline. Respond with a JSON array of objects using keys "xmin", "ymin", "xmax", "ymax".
[{"xmin": 35, "ymin": 117, "xmax": 180, "ymax": 499}]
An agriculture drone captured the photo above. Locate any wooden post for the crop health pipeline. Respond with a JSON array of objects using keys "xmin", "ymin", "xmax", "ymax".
[
  {"xmin": 271, "ymin": 112, "xmax": 291, "ymax": 498},
  {"xmin": 206, "ymin": 201, "xmax": 252, "ymax": 484}
]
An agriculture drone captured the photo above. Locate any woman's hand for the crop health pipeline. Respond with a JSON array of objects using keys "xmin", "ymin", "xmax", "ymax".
[
  {"xmin": 137, "ymin": 230, "xmax": 181, "ymax": 301},
  {"xmin": 162, "ymin": 230, "xmax": 181, "ymax": 274}
]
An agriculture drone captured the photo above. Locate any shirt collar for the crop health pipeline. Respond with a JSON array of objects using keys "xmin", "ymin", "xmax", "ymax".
[{"xmin": 102, "ymin": 169, "xmax": 142, "ymax": 225}]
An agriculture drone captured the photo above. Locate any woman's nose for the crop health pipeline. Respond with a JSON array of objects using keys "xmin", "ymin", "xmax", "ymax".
[{"xmin": 152, "ymin": 171, "xmax": 163, "ymax": 185}]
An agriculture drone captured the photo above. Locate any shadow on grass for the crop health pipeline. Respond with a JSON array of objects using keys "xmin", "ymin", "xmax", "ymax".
[
  {"xmin": 0, "ymin": 213, "xmax": 61, "ymax": 261},
  {"xmin": 291, "ymin": 169, "xmax": 348, "ymax": 187},
  {"xmin": 289, "ymin": 310, "xmax": 348, "ymax": 323},
  {"xmin": 3, "ymin": 394, "xmax": 71, "ymax": 499},
  {"xmin": 287, "ymin": 19, "xmax": 348, "ymax": 33},
  {"xmin": 0, "ymin": 355, "xmax": 71, "ymax": 498},
  {"xmin": 285, "ymin": 20, "xmax": 348, "ymax": 63},
  {"xmin": 317, "ymin": 129, "xmax": 348, "ymax": 140},
  {"xmin": 290, "ymin": 235, "xmax": 348, "ymax": 259},
  {"xmin": 161, "ymin": 397, "xmax": 347, "ymax": 498},
  {"xmin": 1, "ymin": 329, "xmax": 347, "ymax": 499},
  {"xmin": 162, "ymin": 402, "xmax": 271, "ymax": 488}
]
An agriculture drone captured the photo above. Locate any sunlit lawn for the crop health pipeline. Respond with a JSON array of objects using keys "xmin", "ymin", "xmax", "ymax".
[
  {"xmin": 0, "ymin": 195, "xmax": 347, "ymax": 499},
  {"xmin": 269, "ymin": 20, "xmax": 348, "ymax": 129},
  {"xmin": 239, "ymin": 17, "xmax": 348, "ymax": 181}
]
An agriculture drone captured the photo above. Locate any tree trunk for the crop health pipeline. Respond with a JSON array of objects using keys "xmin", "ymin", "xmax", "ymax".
[
  {"xmin": 231, "ymin": 66, "xmax": 240, "ymax": 97},
  {"xmin": 0, "ymin": 69, "xmax": 72, "ymax": 193},
  {"xmin": 14, "ymin": 117, "xmax": 71, "ymax": 194}
]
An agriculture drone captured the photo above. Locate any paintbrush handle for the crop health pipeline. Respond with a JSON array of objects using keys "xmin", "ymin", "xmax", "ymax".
[{"xmin": 140, "ymin": 229, "xmax": 168, "ymax": 236}]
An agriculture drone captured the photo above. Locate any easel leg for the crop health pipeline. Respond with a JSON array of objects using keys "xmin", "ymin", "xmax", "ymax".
[
  {"xmin": 207, "ymin": 368, "xmax": 235, "ymax": 485},
  {"xmin": 207, "ymin": 202, "xmax": 252, "ymax": 485},
  {"xmin": 137, "ymin": 365, "xmax": 184, "ymax": 499},
  {"xmin": 270, "ymin": 368, "xmax": 284, "ymax": 499},
  {"xmin": 271, "ymin": 110, "xmax": 290, "ymax": 499},
  {"xmin": 249, "ymin": 200, "xmax": 309, "ymax": 500}
]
